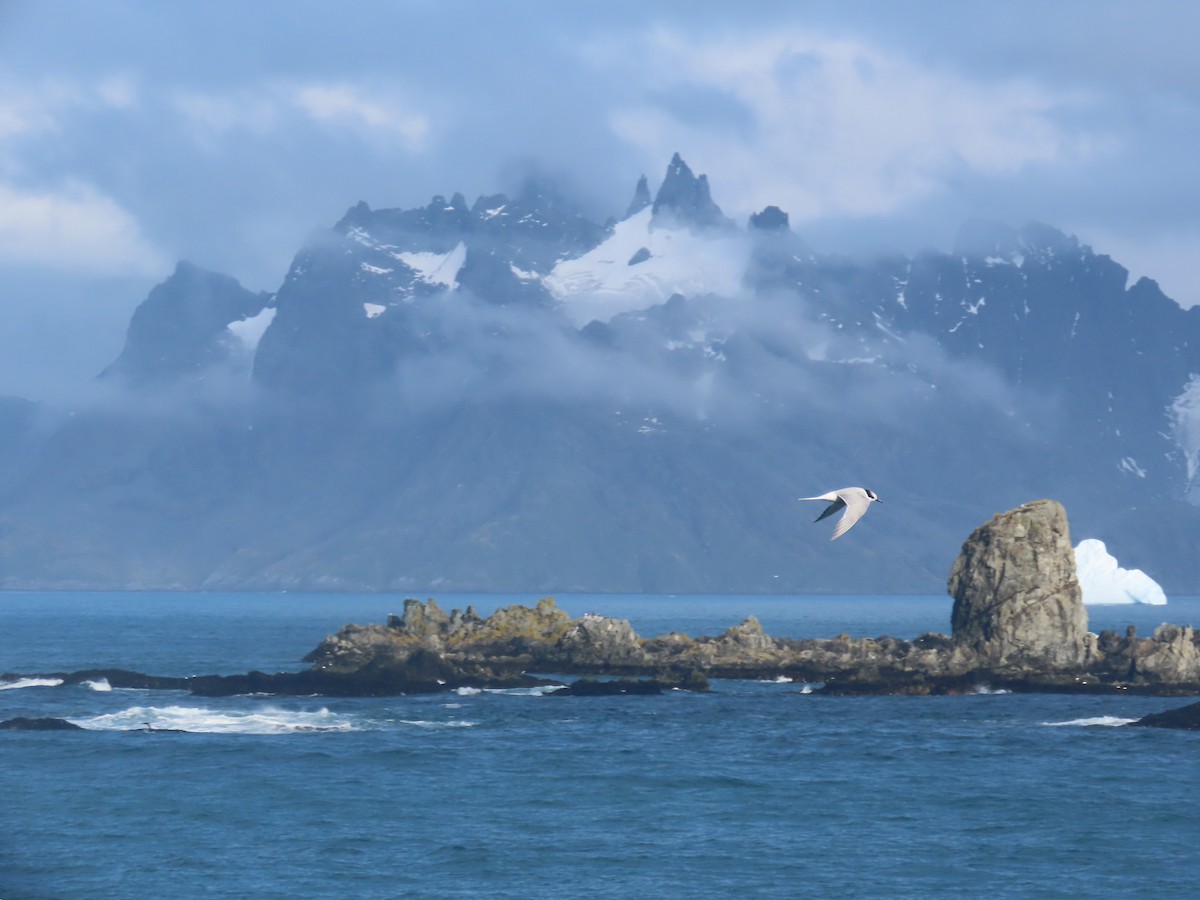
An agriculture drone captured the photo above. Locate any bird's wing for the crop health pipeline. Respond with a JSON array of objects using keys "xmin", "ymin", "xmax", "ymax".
[
  {"xmin": 831, "ymin": 491, "xmax": 871, "ymax": 540},
  {"xmin": 799, "ymin": 491, "xmax": 840, "ymax": 503},
  {"xmin": 813, "ymin": 498, "xmax": 846, "ymax": 523}
]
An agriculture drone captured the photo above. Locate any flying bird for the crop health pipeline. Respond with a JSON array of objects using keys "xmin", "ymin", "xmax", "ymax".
[{"xmin": 800, "ymin": 487, "xmax": 881, "ymax": 540}]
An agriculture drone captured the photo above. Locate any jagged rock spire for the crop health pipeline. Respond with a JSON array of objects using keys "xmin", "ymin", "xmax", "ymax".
[
  {"xmin": 624, "ymin": 175, "xmax": 651, "ymax": 220},
  {"xmin": 749, "ymin": 206, "xmax": 789, "ymax": 231},
  {"xmin": 651, "ymin": 153, "xmax": 733, "ymax": 229}
]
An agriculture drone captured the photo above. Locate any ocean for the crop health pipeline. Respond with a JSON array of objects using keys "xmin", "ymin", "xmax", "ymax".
[{"xmin": 2, "ymin": 592, "xmax": 1198, "ymax": 899}]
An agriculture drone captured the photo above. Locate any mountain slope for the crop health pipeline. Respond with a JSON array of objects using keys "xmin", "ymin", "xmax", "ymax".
[{"xmin": 2, "ymin": 156, "xmax": 1198, "ymax": 593}]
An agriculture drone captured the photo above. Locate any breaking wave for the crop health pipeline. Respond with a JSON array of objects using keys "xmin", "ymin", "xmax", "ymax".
[
  {"xmin": 82, "ymin": 678, "xmax": 112, "ymax": 692},
  {"xmin": 454, "ymin": 684, "xmax": 562, "ymax": 697},
  {"xmin": 1043, "ymin": 716, "xmax": 1137, "ymax": 728},
  {"xmin": 71, "ymin": 705, "xmax": 359, "ymax": 734},
  {"xmin": 397, "ymin": 719, "xmax": 478, "ymax": 729},
  {"xmin": 0, "ymin": 677, "xmax": 64, "ymax": 691}
]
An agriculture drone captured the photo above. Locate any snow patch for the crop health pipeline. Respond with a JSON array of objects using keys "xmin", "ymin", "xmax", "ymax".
[
  {"xmin": 226, "ymin": 307, "xmax": 277, "ymax": 351},
  {"xmin": 1169, "ymin": 374, "xmax": 1200, "ymax": 493},
  {"xmin": 393, "ymin": 241, "xmax": 466, "ymax": 287},
  {"xmin": 1075, "ymin": 538, "xmax": 1166, "ymax": 605},
  {"xmin": 1118, "ymin": 457, "xmax": 1146, "ymax": 478},
  {"xmin": 543, "ymin": 207, "xmax": 749, "ymax": 326}
]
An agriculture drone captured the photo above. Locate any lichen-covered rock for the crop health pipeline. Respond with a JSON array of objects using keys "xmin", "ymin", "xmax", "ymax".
[
  {"xmin": 290, "ymin": 570, "xmax": 1198, "ymax": 695},
  {"xmin": 558, "ymin": 614, "xmax": 646, "ymax": 666},
  {"xmin": 454, "ymin": 597, "xmax": 573, "ymax": 650},
  {"xmin": 303, "ymin": 623, "xmax": 410, "ymax": 672},
  {"xmin": 1131, "ymin": 624, "xmax": 1200, "ymax": 683},
  {"xmin": 948, "ymin": 499, "xmax": 1088, "ymax": 672},
  {"xmin": 389, "ymin": 597, "xmax": 450, "ymax": 637}
]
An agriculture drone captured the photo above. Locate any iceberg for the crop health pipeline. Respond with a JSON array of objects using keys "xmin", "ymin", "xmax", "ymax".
[{"xmin": 1074, "ymin": 538, "xmax": 1167, "ymax": 605}]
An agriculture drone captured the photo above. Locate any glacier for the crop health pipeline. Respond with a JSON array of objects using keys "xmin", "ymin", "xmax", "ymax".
[
  {"xmin": 226, "ymin": 307, "xmax": 277, "ymax": 351},
  {"xmin": 1170, "ymin": 373, "xmax": 1200, "ymax": 497},
  {"xmin": 1074, "ymin": 538, "xmax": 1167, "ymax": 605},
  {"xmin": 542, "ymin": 207, "xmax": 749, "ymax": 327}
]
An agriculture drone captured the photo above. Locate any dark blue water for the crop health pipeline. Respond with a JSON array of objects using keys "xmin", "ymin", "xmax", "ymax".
[{"xmin": 3, "ymin": 593, "xmax": 1198, "ymax": 898}]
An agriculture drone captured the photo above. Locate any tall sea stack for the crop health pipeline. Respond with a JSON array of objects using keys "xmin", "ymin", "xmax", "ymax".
[{"xmin": 948, "ymin": 499, "xmax": 1088, "ymax": 671}]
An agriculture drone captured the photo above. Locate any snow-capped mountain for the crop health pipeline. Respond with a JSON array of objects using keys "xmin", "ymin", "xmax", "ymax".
[{"xmin": 2, "ymin": 155, "xmax": 1199, "ymax": 594}]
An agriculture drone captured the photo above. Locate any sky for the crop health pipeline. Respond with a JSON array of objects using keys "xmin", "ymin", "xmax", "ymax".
[{"xmin": 2, "ymin": 0, "xmax": 1200, "ymax": 400}]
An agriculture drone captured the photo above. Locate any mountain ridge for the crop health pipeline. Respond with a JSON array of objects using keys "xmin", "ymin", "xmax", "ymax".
[{"xmin": 2, "ymin": 154, "xmax": 1198, "ymax": 594}]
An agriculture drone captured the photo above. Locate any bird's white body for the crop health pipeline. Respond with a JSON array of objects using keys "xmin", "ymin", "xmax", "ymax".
[{"xmin": 799, "ymin": 487, "xmax": 881, "ymax": 540}]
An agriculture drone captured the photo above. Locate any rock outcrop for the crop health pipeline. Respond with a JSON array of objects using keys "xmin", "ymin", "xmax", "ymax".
[
  {"xmin": 291, "ymin": 499, "xmax": 1197, "ymax": 695},
  {"xmin": 1128, "ymin": 699, "xmax": 1200, "ymax": 730},
  {"xmin": 949, "ymin": 499, "xmax": 1089, "ymax": 672},
  {"xmin": 0, "ymin": 717, "xmax": 85, "ymax": 730},
  {"xmin": 8, "ymin": 501, "xmax": 1198, "ymax": 699}
]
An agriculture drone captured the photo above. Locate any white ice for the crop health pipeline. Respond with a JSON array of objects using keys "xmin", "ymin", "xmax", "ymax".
[
  {"xmin": 226, "ymin": 307, "xmax": 277, "ymax": 351},
  {"xmin": 542, "ymin": 207, "xmax": 750, "ymax": 327},
  {"xmin": 393, "ymin": 241, "xmax": 466, "ymax": 287},
  {"xmin": 1170, "ymin": 373, "xmax": 1200, "ymax": 490},
  {"xmin": 1074, "ymin": 538, "xmax": 1167, "ymax": 605}
]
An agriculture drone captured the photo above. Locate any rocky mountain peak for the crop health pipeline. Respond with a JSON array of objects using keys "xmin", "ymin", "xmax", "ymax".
[
  {"xmin": 624, "ymin": 175, "xmax": 651, "ymax": 220},
  {"xmin": 100, "ymin": 260, "xmax": 269, "ymax": 385},
  {"xmin": 651, "ymin": 152, "xmax": 733, "ymax": 230},
  {"xmin": 748, "ymin": 206, "xmax": 789, "ymax": 231}
]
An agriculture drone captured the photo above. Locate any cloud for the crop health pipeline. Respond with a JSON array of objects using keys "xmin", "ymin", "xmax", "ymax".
[
  {"xmin": 292, "ymin": 83, "xmax": 431, "ymax": 151},
  {"xmin": 171, "ymin": 88, "xmax": 282, "ymax": 142},
  {"xmin": 0, "ymin": 76, "xmax": 139, "ymax": 143},
  {"xmin": 172, "ymin": 80, "xmax": 432, "ymax": 153},
  {"xmin": 593, "ymin": 28, "xmax": 1106, "ymax": 223},
  {"xmin": 0, "ymin": 180, "xmax": 166, "ymax": 275}
]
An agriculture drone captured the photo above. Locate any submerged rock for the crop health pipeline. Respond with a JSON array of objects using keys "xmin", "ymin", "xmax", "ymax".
[
  {"xmin": 1127, "ymin": 700, "xmax": 1200, "ymax": 730},
  {"xmin": 0, "ymin": 717, "xmax": 84, "ymax": 730}
]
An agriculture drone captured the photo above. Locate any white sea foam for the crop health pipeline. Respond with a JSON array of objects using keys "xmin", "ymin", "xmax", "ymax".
[
  {"xmin": 82, "ymin": 678, "xmax": 112, "ymax": 692},
  {"xmin": 0, "ymin": 677, "xmax": 64, "ymax": 691},
  {"xmin": 1043, "ymin": 716, "xmax": 1137, "ymax": 727},
  {"xmin": 970, "ymin": 685, "xmax": 1012, "ymax": 695},
  {"xmin": 398, "ymin": 719, "xmax": 478, "ymax": 729},
  {"xmin": 483, "ymin": 685, "xmax": 564, "ymax": 696},
  {"xmin": 453, "ymin": 684, "xmax": 561, "ymax": 697},
  {"xmin": 71, "ymin": 705, "xmax": 358, "ymax": 734}
]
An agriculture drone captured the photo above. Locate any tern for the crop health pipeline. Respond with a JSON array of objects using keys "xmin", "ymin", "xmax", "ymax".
[{"xmin": 800, "ymin": 487, "xmax": 881, "ymax": 540}]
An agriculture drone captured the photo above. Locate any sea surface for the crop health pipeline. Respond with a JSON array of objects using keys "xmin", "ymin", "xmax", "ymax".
[{"xmin": 2, "ymin": 592, "xmax": 1198, "ymax": 899}]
